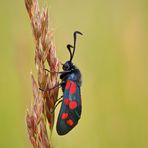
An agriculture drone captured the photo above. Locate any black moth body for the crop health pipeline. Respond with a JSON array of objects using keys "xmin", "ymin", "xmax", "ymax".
[{"xmin": 56, "ymin": 31, "xmax": 83, "ymax": 135}]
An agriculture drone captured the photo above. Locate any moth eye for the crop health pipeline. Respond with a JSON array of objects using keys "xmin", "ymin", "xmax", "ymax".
[
  {"xmin": 63, "ymin": 64, "xmax": 69, "ymax": 70},
  {"xmin": 66, "ymin": 65, "xmax": 70, "ymax": 69}
]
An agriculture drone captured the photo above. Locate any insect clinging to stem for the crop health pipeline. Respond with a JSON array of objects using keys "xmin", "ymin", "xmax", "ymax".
[
  {"xmin": 56, "ymin": 31, "xmax": 83, "ymax": 135},
  {"xmin": 44, "ymin": 31, "xmax": 83, "ymax": 135}
]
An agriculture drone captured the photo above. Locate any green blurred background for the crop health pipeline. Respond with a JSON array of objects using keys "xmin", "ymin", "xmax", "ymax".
[{"xmin": 0, "ymin": 0, "xmax": 148, "ymax": 147}]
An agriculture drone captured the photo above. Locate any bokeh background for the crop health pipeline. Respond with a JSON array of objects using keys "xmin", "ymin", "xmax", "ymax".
[{"xmin": 0, "ymin": 0, "xmax": 148, "ymax": 147}]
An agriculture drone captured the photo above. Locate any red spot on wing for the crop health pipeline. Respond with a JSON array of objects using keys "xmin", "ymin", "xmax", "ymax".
[
  {"xmin": 64, "ymin": 98, "xmax": 70, "ymax": 105},
  {"xmin": 70, "ymin": 81, "xmax": 76, "ymax": 94},
  {"xmin": 69, "ymin": 101, "xmax": 77, "ymax": 110},
  {"xmin": 66, "ymin": 80, "xmax": 71, "ymax": 90},
  {"xmin": 66, "ymin": 119, "xmax": 74, "ymax": 126},
  {"xmin": 61, "ymin": 113, "xmax": 68, "ymax": 120}
]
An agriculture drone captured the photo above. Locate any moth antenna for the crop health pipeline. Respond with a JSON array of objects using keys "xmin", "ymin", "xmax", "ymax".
[
  {"xmin": 71, "ymin": 31, "xmax": 83, "ymax": 61},
  {"xmin": 67, "ymin": 44, "xmax": 73, "ymax": 61}
]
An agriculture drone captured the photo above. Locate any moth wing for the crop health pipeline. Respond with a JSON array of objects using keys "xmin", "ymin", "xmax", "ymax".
[{"xmin": 56, "ymin": 79, "xmax": 81, "ymax": 135}]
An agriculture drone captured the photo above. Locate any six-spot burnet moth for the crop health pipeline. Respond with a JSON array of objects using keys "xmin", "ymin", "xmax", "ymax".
[
  {"xmin": 46, "ymin": 31, "xmax": 83, "ymax": 135},
  {"xmin": 56, "ymin": 31, "xmax": 83, "ymax": 135}
]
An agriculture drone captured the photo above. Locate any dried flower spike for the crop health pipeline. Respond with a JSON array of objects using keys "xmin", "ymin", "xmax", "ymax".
[{"xmin": 25, "ymin": 0, "xmax": 59, "ymax": 147}]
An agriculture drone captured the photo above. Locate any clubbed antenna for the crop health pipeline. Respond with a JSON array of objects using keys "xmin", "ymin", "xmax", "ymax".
[{"xmin": 67, "ymin": 31, "xmax": 83, "ymax": 62}]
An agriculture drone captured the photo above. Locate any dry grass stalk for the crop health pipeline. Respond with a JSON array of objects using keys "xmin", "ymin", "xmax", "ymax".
[{"xmin": 25, "ymin": 0, "xmax": 60, "ymax": 147}]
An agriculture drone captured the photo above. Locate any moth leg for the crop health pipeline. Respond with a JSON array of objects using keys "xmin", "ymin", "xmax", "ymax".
[
  {"xmin": 45, "ymin": 68, "xmax": 71, "ymax": 74},
  {"xmin": 50, "ymin": 99, "xmax": 63, "ymax": 113},
  {"xmin": 39, "ymin": 82, "xmax": 63, "ymax": 92},
  {"xmin": 55, "ymin": 95, "xmax": 63, "ymax": 103}
]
